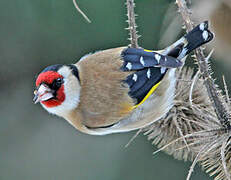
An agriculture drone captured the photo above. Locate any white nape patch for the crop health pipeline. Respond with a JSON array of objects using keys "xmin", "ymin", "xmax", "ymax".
[
  {"xmin": 140, "ymin": 56, "xmax": 145, "ymax": 66},
  {"xmin": 199, "ymin": 23, "xmax": 205, "ymax": 31},
  {"xmin": 147, "ymin": 68, "xmax": 151, "ymax": 78},
  {"xmin": 202, "ymin": 31, "xmax": 208, "ymax": 41},
  {"xmin": 161, "ymin": 67, "xmax": 166, "ymax": 74},
  {"xmin": 132, "ymin": 74, "xmax": 138, "ymax": 82},
  {"xmin": 58, "ymin": 66, "xmax": 72, "ymax": 78},
  {"xmin": 126, "ymin": 62, "xmax": 132, "ymax": 70},
  {"xmin": 155, "ymin": 54, "xmax": 161, "ymax": 63},
  {"xmin": 41, "ymin": 65, "xmax": 81, "ymax": 117},
  {"xmin": 164, "ymin": 57, "xmax": 167, "ymax": 62}
]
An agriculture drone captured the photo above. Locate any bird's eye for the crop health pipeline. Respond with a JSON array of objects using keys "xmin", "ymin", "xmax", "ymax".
[
  {"xmin": 56, "ymin": 78, "xmax": 63, "ymax": 83},
  {"xmin": 51, "ymin": 78, "xmax": 63, "ymax": 90}
]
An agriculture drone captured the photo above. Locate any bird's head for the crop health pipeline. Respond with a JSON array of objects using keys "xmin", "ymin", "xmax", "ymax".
[{"xmin": 33, "ymin": 64, "xmax": 81, "ymax": 116}]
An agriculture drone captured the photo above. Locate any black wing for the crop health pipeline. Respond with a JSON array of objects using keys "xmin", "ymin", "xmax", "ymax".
[
  {"xmin": 124, "ymin": 67, "xmax": 166, "ymax": 104},
  {"xmin": 121, "ymin": 48, "xmax": 180, "ymax": 105},
  {"xmin": 121, "ymin": 48, "xmax": 182, "ymax": 71}
]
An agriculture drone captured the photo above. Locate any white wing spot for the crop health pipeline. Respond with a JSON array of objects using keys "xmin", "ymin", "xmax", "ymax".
[
  {"xmin": 202, "ymin": 31, "xmax": 208, "ymax": 41},
  {"xmin": 161, "ymin": 67, "xmax": 166, "ymax": 74},
  {"xmin": 165, "ymin": 57, "xmax": 167, "ymax": 62},
  {"xmin": 147, "ymin": 69, "xmax": 151, "ymax": 79},
  {"xmin": 140, "ymin": 56, "xmax": 145, "ymax": 66},
  {"xmin": 199, "ymin": 23, "xmax": 205, "ymax": 31},
  {"xmin": 155, "ymin": 54, "xmax": 161, "ymax": 63},
  {"xmin": 132, "ymin": 74, "xmax": 138, "ymax": 82},
  {"xmin": 126, "ymin": 62, "xmax": 132, "ymax": 70}
]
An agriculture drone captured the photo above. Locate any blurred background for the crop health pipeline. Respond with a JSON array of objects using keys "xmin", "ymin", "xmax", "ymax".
[{"xmin": 1, "ymin": 0, "xmax": 230, "ymax": 179}]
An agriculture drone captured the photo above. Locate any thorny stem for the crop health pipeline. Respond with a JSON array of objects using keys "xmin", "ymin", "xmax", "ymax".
[
  {"xmin": 176, "ymin": 0, "xmax": 231, "ymax": 129},
  {"xmin": 126, "ymin": 0, "xmax": 139, "ymax": 48}
]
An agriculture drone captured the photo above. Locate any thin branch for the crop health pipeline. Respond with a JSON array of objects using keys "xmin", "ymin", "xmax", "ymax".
[
  {"xmin": 189, "ymin": 70, "xmax": 199, "ymax": 107},
  {"xmin": 221, "ymin": 138, "xmax": 231, "ymax": 180},
  {"xmin": 186, "ymin": 144, "xmax": 208, "ymax": 180},
  {"xmin": 223, "ymin": 75, "xmax": 230, "ymax": 106},
  {"xmin": 73, "ymin": 0, "xmax": 91, "ymax": 23},
  {"xmin": 152, "ymin": 128, "xmax": 220, "ymax": 155},
  {"xmin": 172, "ymin": 114, "xmax": 190, "ymax": 151},
  {"xmin": 126, "ymin": 0, "xmax": 139, "ymax": 48},
  {"xmin": 176, "ymin": 0, "xmax": 231, "ymax": 129},
  {"xmin": 125, "ymin": 128, "xmax": 142, "ymax": 148}
]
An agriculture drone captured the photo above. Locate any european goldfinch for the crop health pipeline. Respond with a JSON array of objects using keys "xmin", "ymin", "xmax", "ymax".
[{"xmin": 34, "ymin": 22, "xmax": 213, "ymax": 135}]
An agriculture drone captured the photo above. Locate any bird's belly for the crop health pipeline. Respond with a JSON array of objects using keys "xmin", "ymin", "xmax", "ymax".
[
  {"xmin": 80, "ymin": 100, "xmax": 134, "ymax": 128},
  {"xmin": 80, "ymin": 110, "xmax": 117, "ymax": 128},
  {"xmin": 76, "ymin": 69, "xmax": 176, "ymax": 135},
  {"xmin": 102, "ymin": 69, "xmax": 176, "ymax": 134}
]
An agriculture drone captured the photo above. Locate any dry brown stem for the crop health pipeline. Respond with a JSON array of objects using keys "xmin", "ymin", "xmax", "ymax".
[
  {"xmin": 122, "ymin": 0, "xmax": 231, "ymax": 179},
  {"xmin": 126, "ymin": 0, "xmax": 139, "ymax": 48},
  {"xmin": 176, "ymin": 0, "xmax": 231, "ymax": 130},
  {"xmin": 145, "ymin": 68, "xmax": 220, "ymax": 161}
]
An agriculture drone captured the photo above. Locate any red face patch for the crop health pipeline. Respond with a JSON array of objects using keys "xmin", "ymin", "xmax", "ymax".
[
  {"xmin": 41, "ymin": 85, "xmax": 65, "ymax": 108},
  {"xmin": 36, "ymin": 71, "xmax": 65, "ymax": 108},
  {"xmin": 36, "ymin": 71, "xmax": 63, "ymax": 87}
]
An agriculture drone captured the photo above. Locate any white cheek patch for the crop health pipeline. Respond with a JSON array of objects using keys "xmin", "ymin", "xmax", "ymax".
[{"xmin": 42, "ymin": 66, "xmax": 81, "ymax": 117}]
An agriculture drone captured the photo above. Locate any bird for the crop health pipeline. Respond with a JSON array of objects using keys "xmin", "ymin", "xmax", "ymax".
[{"xmin": 33, "ymin": 21, "xmax": 213, "ymax": 135}]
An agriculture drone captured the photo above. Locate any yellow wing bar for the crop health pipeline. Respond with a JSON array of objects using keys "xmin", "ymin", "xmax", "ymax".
[{"xmin": 132, "ymin": 81, "xmax": 161, "ymax": 109}]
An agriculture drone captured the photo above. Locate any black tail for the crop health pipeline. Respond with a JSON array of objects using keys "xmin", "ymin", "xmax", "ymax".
[
  {"xmin": 167, "ymin": 21, "xmax": 214, "ymax": 59},
  {"xmin": 184, "ymin": 21, "xmax": 214, "ymax": 52}
]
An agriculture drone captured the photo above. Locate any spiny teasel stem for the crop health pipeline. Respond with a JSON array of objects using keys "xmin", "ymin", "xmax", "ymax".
[
  {"xmin": 176, "ymin": 0, "xmax": 231, "ymax": 129},
  {"xmin": 126, "ymin": 0, "xmax": 139, "ymax": 48}
]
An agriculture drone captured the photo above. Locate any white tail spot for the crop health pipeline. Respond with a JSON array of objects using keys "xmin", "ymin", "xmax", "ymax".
[
  {"xmin": 202, "ymin": 31, "xmax": 208, "ymax": 41},
  {"xmin": 199, "ymin": 23, "xmax": 205, "ymax": 31}
]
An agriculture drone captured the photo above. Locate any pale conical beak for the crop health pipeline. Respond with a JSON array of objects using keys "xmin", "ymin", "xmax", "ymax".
[{"xmin": 33, "ymin": 84, "xmax": 54, "ymax": 104}]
